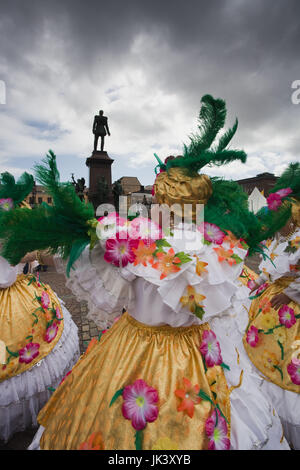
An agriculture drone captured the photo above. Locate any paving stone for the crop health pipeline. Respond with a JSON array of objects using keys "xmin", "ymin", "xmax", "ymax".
[{"xmin": 82, "ymin": 333, "xmax": 90, "ymax": 341}]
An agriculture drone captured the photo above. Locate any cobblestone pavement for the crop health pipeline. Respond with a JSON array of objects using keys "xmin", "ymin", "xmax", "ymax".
[{"xmin": 0, "ymin": 255, "xmax": 261, "ymax": 450}]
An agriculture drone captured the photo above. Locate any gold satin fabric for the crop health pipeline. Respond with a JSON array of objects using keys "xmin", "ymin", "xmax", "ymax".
[
  {"xmin": 0, "ymin": 274, "xmax": 64, "ymax": 381},
  {"xmin": 243, "ymin": 277, "xmax": 300, "ymax": 393},
  {"xmin": 154, "ymin": 168, "xmax": 213, "ymax": 220},
  {"xmin": 291, "ymin": 199, "xmax": 300, "ymax": 226},
  {"xmin": 38, "ymin": 313, "xmax": 230, "ymax": 450}
]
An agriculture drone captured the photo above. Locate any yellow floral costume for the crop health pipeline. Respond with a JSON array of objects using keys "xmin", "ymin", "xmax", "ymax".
[
  {"xmin": 243, "ymin": 277, "xmax": 300, "ymax": 392},
  {"xmin": 38, "ymin": 313, "xmax": 230, "ymax": 450}
]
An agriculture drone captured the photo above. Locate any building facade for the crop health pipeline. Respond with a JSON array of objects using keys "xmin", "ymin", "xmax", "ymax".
[{"xmin": 236, "ymin": 172, "xmax": 278, "ymax": 196}]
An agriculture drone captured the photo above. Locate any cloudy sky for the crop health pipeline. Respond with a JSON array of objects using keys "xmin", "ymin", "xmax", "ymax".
[{"xmin": 0, "ymin": 0, "xmax": 299, "ymax": 187}]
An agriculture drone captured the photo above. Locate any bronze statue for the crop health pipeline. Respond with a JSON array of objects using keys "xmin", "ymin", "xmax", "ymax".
[
  {"xmin": 93, "ymin": 110, "xmax": 111, "ymax": 152},
  {"xmin": 71, "ymin": 174, "xmax": 86, "ymax": 201}
]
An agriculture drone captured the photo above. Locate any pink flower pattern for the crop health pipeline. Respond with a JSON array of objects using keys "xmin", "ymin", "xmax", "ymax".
[
  {"xmin": 19, "ymin": 343, "xmax": 40, "ymax": 364},
  {"xmin": 128, "ymin": 217, "xmax": 162, "ymax": 243},
  {"xmin": 205, "ymin": 409, "xmax": 230, "ymax": 450},
  {"xmin": 287, "ymin": 359, "xmax": 300, "ymax": 385},
  {"xmin": 104, "ymin": 233, "xmax": 139, "ymax": 267},
  {"xmin": 41, "ymin": 291, "xmax": 50, "ymax": 310},
  {"xmin": 276, "ymin": 188, "xmax": 292, "ymax": 198},
  {"xmin": 122, "ymin": 379, "xmax": 159, "ymax": 430},
  {"xmin": 246, "ymin": 326, "xmax": 259, "ymax": 347},
  {"xmin": 267, "ymin": 188, "xmax": 292, "ymax": 211},
  {"xmin": 55, "ymin": 306, "xmax": 63, "ymax": 320},
  {"xmin": 0, "ymin": 198, "xmax": 14, "ymax": 211},
  {"xmin": 44, "ymin": 322, "xmax": 58, "ymax": 343},
  {"xmin": 256, "ymin": 282, "xmax": 269, "ymax": 296},
  {"xmin": 247, "ymin": 279, "xmax": 257, "ymax": 290},
  {"xmin": 199, "ymin": 330, "xmax": 223, "ymax": 367},
  {"xmin": 198, "ymin": 222, "xmax": 225, "ymax": 245},
  {"xmin": 267, "ymin": 193, "xmax": 282, "ymax": 211},
  {"xmin": 278, "ymin": 305, "xmax": 296, "ymax": 329}
]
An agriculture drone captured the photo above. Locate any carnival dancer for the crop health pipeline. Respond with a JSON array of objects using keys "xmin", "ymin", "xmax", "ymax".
[
  {"xmin": 1, "ymin": 96, "xmax": 292, "ymax": 450},
  {"xmin": 0, "ymin": 172, "xmax": 80, "ymax": 442},
  {"xmin": 243, "ymin": 163, "xmax": 300, "ymax": 448}
]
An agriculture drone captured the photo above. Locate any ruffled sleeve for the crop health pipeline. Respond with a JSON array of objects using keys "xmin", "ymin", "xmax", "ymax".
[
  {"xmin": 158, "ymin": 243, "xmax": 246, "ymax": 323},
  {"xmin": 0, "ymin": 256, "xmax": 18, "ymax": 289},
  {"xmin": 259, "ymin": 229, "xmax": 300, "ymax": 282},
  {"xmin": 124, "ymin": 228, "xmax": 248, "ymax": 324},
  {"xmin": 65, "ymin": 242, "xmax": 136, "ymax": 329}
]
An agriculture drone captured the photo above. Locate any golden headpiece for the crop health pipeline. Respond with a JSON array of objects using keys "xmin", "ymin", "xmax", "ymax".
[
  {"xmin": 291, "ymin": 198, "xmax": 300, "ymax": 227},
  {"xmin": 154, "ymin": 163, "xmax": 212, "ymax": 220},
  {"xmin": 152, "ymin": 94, "xmax": 247, "ymax": 221}
]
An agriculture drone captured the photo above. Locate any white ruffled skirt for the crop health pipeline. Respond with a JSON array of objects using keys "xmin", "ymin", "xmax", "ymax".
[
  {"xmin": 232, "ymin": 284, "xmax": 300, "ymax": 449},
  {"xmin": 0, "ymin": 300, "xmax": 80, "ymax": 443}
]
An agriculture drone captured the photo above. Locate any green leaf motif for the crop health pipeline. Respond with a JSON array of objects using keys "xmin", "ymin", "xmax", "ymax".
[
  {"xmin": 216, "ymin": 404, "xmax": 229, "ymax": 424},
  {"xmin": 194, "ymin": 305, "xmax": 205, "ymax": 320},
  {"xmin": 230, "ymin": 253, "xmax": 243, "ymax": 264},
  {"xmin": 277, "ymin": 340, "xmax": 284, "ymax": 360},
  {"xmin": 109, "ymin": 388, "xmax": 124, "ymax": 407},
  {"xmin": 6, "ymin": 346, "xmax": 19, "ymax": 358},
  {"xmin": 27, "ymin": 276, "xmax": 36, "ymax": 286},
  {"xmin": 273, "ymin": 364, "xmax": 283, "ymax": 381},
  {"xmin": 155, "ymin": 239, "xmax": 171, "ymax": 248},
  {"xmin": 198, "ymin": 389, "xmax": 214, "ymax": 404},
  {"xmin": 175, "ymin": 251, "xmax": 192, "ymax": 265},
  {"xmin": 46, "ymin": 320, "xmax": 54, "ymax": 329},
  {"xmin": 31, "ymin": 312, "xmax": 39, "ymax": 326},
  {"xmin": 240, "ymin": 240, "xmax": 249, "ymax": 250}
]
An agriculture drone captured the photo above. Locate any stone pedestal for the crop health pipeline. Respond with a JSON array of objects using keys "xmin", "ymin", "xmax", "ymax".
[{"xmin": 86, "ymin": 150, "xmax": 114, "ymax": 211}]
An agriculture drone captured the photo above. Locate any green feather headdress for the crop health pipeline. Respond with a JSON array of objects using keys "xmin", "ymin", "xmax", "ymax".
[
  {"xmin": 269, "ymin": 162, "xmax": 300, "ymax": 200},
  {"xmin": 0, "ymin": 151, "xmax": 95, "ymax": 275},
  {"xmin": 0, "ymin": 171, "xmax": 34, "ymax": 208},
  {"xmin": 153, "ymin": 94, "xmax": 292, "ymax": 255},
  {"xmin": 154, "ymin": 94, "xmax": 247, "ymax": 175}
]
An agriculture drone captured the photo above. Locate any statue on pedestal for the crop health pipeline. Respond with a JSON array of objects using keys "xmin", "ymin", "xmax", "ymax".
[{"xmin": 92, "ymin": 110, "xmax": 111, "ymax": 152}]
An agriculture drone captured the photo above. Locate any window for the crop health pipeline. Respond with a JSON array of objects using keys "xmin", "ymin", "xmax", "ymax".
[
  {"xmin": 47, "ymin": 197, "xmax": 52, "ymax": 204},
  {"xmin": 38, "ymin": 197, "xmax": 42, "ymax": 204}
]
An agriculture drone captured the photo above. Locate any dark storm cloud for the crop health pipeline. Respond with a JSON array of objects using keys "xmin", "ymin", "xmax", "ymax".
[{"xmin": 0, "ymin": 0, "xmax": 299, "ymax": 182}]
